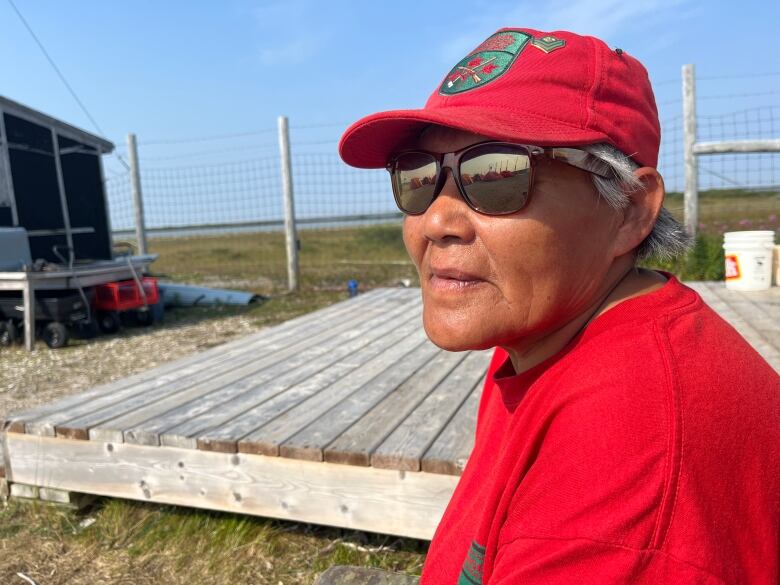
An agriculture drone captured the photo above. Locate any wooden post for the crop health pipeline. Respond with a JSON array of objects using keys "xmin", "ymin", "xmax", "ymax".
[
  {"xmin": 278, "ymin": 116, "xmax": 299, "ymax": 292},
  {"xmin": 127, "ymin": 133, "xmax": 148, "ymax": 256},
  {"xmin": 682, "ymin": 64, "xmax": 698, "ymax": 238}
]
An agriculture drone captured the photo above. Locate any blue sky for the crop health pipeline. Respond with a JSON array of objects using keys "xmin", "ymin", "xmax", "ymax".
[{"xmin": 2, "ymin": 0, "xmax": 779, "ymax": 185}]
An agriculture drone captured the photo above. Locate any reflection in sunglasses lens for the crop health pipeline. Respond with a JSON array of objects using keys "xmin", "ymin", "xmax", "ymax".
[
  {"xmin": 461, "ymin": 146, "xmax": 531, "ymax": 214},
  {"xmin": 395, "ymin": 153, "xmax": 438, "ymax": 214}
]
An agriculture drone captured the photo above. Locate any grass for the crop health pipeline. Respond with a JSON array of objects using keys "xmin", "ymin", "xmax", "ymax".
[
  {"xmin": 147, "ymin": 223, "xmax": 419, "ymax": 295},
  {"xmin": 147, "ymin": 189, "xmax": 778, "ymax": 292},
  {"xmin": 642, "ymin": 233, "xmax": 728, "ymax": 281},
  {"xmin": 0, "ymin": 498, "xmax": 427, "ymax": 584},
  {"xmin": 664, "ymin": 188, "xmax": 779, "ymax": 234}
]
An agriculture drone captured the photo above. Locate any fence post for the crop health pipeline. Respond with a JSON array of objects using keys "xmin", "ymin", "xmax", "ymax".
[
  {"xmin": 278, "ymin": 116, "xmax": 299, "ymax": 292},
  {"xmin": 682, "ymin": 63, "xmax": 698, "ymax": 238},
  {"xmin": 127, "ymin": 133, "xmax": 148, "ymax": 256}
]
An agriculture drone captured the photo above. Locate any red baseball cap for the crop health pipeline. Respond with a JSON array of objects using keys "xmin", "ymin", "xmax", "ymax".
[{"xmin": 339, "ymin": 28, "xmax": 660, "ymax": 169}]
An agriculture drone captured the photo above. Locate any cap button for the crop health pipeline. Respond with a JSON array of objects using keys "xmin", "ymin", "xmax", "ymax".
[{"xmin": 615, "ymin": 48, "xmax": 624, "ymax": 56}]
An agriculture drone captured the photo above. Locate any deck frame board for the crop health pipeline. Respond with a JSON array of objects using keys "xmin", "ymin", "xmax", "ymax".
[{"xmin": 4, "ymin": 432, "xmax": 456, "ymax": 540}]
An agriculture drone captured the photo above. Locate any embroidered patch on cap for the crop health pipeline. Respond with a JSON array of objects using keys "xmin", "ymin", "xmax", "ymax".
[
  {"xmin": 531, "ymin": 35, "xmax": 566, "ymax": 53},
  {"xmin": 439, "ymin": 30, "xmax": 531, "ymax": 95}
]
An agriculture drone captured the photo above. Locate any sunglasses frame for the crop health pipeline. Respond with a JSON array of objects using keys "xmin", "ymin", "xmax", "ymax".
[{"xmin": 386, "ymin": 141, "xmax": 613, "ymax": 216}]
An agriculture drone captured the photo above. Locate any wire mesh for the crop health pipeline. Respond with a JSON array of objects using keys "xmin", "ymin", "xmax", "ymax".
[
  {"xmin": 693, "ymin": 106, "xmax": 778, "ymax": 236},
  {"xmin": 102, "ymin": 88, "xmax": 779, "ymax": 294},
  {"xmin": 290, "ymin": 152, "xmax": 414, "ymax": 292},
  {"xmin": 105, "ymin": 173, "xmax": 134, "ymax": 233}
]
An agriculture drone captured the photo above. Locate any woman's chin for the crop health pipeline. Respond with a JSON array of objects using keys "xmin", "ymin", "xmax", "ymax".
[{"xmin": 422, "ymin": 317, "xmax": 497, "ymax": 352}]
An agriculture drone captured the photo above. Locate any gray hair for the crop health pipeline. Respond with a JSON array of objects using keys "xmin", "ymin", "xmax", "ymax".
[{"xmin": 581, "ymin": 143, "xmax": 692, "ymax": 261}]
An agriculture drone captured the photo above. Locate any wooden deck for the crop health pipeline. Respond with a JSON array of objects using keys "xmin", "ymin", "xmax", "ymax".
[
  {"xmin": 2, "ymin": 283, "xmax": 778, "ymax": 539},
  {"xmin": 685, "ymin": 281, "xmax": 779, "ymax": 371}
]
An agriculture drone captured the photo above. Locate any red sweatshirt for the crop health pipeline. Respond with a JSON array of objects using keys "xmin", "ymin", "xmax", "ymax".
[{"xmin": 421, "ymin": 276, "xmax": 780, "ymax": 584}]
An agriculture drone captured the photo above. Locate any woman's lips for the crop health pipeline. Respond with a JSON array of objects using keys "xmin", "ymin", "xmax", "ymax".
[{"xmin": 428, "ymin": 267, "xmax": 486, "ymax": 292}]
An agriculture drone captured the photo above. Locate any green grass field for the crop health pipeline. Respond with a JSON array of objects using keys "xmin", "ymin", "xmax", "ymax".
[
  {"xmin": 146, "ymin": 189, "xmax": 778, "ymax": 293},
  {"xmin": 664, "ymin": 188, "xmax": 779, "ymax": 234},
  {"xmin": 147, "ymin": 223, "xmax": 419, "ymax": 295}
]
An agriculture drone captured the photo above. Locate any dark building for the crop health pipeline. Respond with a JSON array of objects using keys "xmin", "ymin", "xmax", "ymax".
[{"xmin": 0, "ymin": 96, "xmax": 115, "ymax": 264}]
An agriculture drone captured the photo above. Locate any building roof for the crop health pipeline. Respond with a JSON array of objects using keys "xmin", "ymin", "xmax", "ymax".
[{"xmin": 0, "ymin": 95, "xmax": 114, "ymax": 154}]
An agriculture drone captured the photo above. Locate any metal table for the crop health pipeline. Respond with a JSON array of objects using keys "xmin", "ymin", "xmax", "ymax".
[{"xmin": 0, "ymin": 254, "xmax": 158, "ymax": 350}]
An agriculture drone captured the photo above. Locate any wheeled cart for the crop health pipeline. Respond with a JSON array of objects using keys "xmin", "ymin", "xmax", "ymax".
[
  {"xmin": 0, "ymin": 288, "xmax": 95, "ymax": 348},
  {"xmin": 93, "ymin": 276, "xmax": 160, "ymax": 333}
]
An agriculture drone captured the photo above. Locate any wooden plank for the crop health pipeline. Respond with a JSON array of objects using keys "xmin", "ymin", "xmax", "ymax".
[
  {"xmin": 3, "ymin": 289, "xmax": 387, "ymax": 424},
  {"xmin": 10, "ymin": 482, "xmax": 39, "ymax": 500},
  {"xmin": 6, "ymin": 432, "xmax": 457, "ymax": 540},
  {"xmin": 55, "ymin": 297, "xmax": 379, "ymax": 440},
  {"xmin": 1, "ymin": 430, "xmax": 8, "ymax": 477},
  {"xmin": 79, "ymin": 293, "xmax": 415, "ymax": 444},
  {"xmin": 195, "ymin": 309, "xmax": 424, "ymax": 452},
  {"xmin": 706, "ymin": 282, "xmax": 779, "ymax": 328},
  {"xmin": 693, "ymin": 282, "xmax": 780, "ymax": 369},
  {"xmin": 239, "ymin": 330, "xmax": 432, "ymax": 457},
  {"xmin": 729, "ymin": 288, "xmax": 780, "ymax": 353},
  {"xmin": 127, "ymin": 306, "xmax": 422, "ymax": 448},
  {"xmin": 51, "ymin": 289, "xmax": 409, "ymax": 440},
  {"xmin": 165, "ymin": 302, "xmax": 417, "ymax": 451},
  {"xmin": 370, "ymin": 351, "xmax": 491, "ymax": 471},
  {"xmin": 0, "ymin": 289, "xmax": 392, "ymax": 432},
  {"xmin": 278, "ymin": 342, "xmax": 441, "ymax": 462},
  {"xmin": 38, "ymin": 487, "xmax": 96, "ymax": 509},
  {"xmin": 323, "ymin": 351, "xmax": 466, "ymax": 467},
  {"xmin": 158, "ymin": 297, "xmax": 416, "ymax": 450},
  {"xmin": 421, "ymin": 377, "xmax": 484, "ymax": 476}
]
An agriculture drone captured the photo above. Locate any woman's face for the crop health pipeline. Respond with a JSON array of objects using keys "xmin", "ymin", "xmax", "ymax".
[{"xmin": 402, "ymin": 126, "xmax": 624, "ymax": 352}]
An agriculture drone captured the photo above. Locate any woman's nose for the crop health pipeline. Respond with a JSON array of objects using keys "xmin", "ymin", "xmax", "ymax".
[{"xmin": 422, "ymin": 169, "xmax": 476, "ymax": 243}]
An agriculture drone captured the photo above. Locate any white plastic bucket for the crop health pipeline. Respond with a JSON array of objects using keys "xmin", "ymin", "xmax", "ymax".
[{"xmin": 722, "ymin": 231, "xmax": 776, "ymax": 291}]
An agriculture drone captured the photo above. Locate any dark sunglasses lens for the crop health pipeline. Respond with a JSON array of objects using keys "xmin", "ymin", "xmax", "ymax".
[
  {"xmin": 392, "ymin": 153, "xmax": 438, "ymax": 214},
  {"xmin": 460, "ymin": 145, "xmax": 531, "ymax": 214}
]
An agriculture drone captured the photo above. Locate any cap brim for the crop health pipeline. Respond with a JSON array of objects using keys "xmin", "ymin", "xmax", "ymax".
[{"xmin": 338, "ymin": 106, "xmax": 612, "ymax": 169}]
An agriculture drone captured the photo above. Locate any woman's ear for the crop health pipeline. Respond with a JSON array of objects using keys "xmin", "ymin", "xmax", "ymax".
[{"xmin": 612, "ymin": 167, "xmax": 665, "ymax": 258}]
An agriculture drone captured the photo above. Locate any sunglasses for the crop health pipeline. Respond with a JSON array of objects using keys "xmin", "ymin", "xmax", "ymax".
[{"xmin": 386, "ymin": 141, "xmax": 612, "ymax": 216}]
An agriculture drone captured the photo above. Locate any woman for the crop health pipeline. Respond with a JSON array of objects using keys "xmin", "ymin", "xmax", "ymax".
[{"xmin": 339, "ymin": 27, "xmax": 779, "ymax": 585}]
